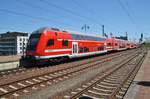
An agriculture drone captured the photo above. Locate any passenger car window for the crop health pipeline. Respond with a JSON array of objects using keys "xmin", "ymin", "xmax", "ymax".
[
  {"xmin": 107, "ymin": 43, "xmax": 111, "ymax": 46},
  {"xmin": 98, "ymin": 46, "xmax": 104, "ymax": 51},
  {"xmin": 94, "ymin": 47, "xmax": 97, "ymax": 51},
  {"xmin": 47, "ymin": 39, "xmax": 54, "ymax": 46},
  {"xmin": 84, "ymin": 47, "xmax": 89, "ymax": 52},
  {"xmin": 62, "ymin": 40, "xmax": 68, "ymax": 46},
  {"xmin": 79, "ymin": 47, "xmax": 83, "ymax": 53}
]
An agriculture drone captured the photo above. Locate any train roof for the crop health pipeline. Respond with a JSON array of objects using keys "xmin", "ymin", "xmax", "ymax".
[
  {"xmin": 32, "ymin": 27, "xmax": 106, "ymax": 39},
  {"xmin": 67, "ymin": 30, "xmax": 105, "ymax": 39}
]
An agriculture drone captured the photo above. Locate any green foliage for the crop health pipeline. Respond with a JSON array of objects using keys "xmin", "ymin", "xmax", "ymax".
[{"xmin": 141, "ymin": 43, "xmax": 150, "ymax": 50}]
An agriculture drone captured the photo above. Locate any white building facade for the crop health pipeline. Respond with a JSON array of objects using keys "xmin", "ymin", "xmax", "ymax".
[
  {"xmin": 17, "ymin": 36, "xmax": 28, "ymax": 55},
  {"xmin": 0, "ymin": 32, "xmax": 28, "ymax": 55}
]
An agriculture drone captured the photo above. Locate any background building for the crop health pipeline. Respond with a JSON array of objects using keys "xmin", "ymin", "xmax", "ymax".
[{"xmin": 0, "ymin": 32, "xmax": 28, "ymax": 55}]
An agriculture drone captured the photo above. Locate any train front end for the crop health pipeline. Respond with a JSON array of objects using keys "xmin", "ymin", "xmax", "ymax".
[{"xmin": 20, "ymin": 28, "xmax": 44, "ymax": 67}]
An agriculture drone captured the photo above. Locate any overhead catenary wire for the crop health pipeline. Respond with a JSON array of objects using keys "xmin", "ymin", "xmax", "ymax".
[
  {"xmin": 15, "ymin": 0, "xmax": 76, "ymax": 22},
  {"xmin": 16, "ymin": 0, "xmax": 58, "ymax": 15},
  {"xmin": 71, "ymin": 0, "xmax": 105, "ymax": 21},
  {"xmin": 71, "ymin": 0, "xmax": 119, "ymax": 34},
  {"xmin": 0, "ymin": 8, "xmax": 80, "ymax": 30},
  {"xmin": 116, "ymin": 0, "xmax": 139, "ymax": 30},
  {"xmin": 16, "ymin": 0, "xmax": 107, "ymax": 33},
  {"xmin": 117, "ymin": 0, "xmax": 135, "ymax": 24},
  {"xmin": 4, "ymin": 0, "xmax": 115, "ymax": 34},
  {"xmin": 0, "ymin": 9, "xmax": 98, "ymax": 34},
  {"xmin": 40, "ymin": 0, "xmax": 117, "ymax": 36},
  {"xmin": 123, "ymin": 0, "xmax": 141, "ymax": 31},
  {"xmin": 123, "ymin": 0, "xmax": 135, "ymax": 17},
  {"xmin": 39, "ymin": 0, "xmax": 104, "ymax": 26}
]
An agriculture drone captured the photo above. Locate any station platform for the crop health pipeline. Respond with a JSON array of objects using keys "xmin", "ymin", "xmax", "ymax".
[
  {"xmin": 0, "ymin": 55, "xmax": 20, "ymax": 70},
  {"xmin": 124, "ymin": 50, "xmax": 150, "ymax": 99},
  {"xmin": 0, "ymin": 55, "xmax": 20, "ymax": 63}
]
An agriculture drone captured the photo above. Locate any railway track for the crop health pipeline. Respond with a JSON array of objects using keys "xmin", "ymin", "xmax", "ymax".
[
  {"xmin": 0, "ymin": 49, "xmax": 141, "ymax": 98},
  {"xmin": 0, "ymin": 49, "xmax": 137, "ymax": 77},
  {"xmin": 0, "ymin": 68, "xmax": 26, "ymax": 77},
  {"xmin": 56, "ymin": 50, "xmax": 146, "ymax": 99}
]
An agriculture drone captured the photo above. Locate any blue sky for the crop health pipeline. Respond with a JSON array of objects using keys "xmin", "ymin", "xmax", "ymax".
[{"xmin": 0, "ymin": 0, "xmax": 149, "ymax": 41}]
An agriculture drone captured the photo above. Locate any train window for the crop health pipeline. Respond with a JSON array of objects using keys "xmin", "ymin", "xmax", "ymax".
[
  {"xmin": 84, "ymin": 47, "xmax": 89, "ymax": 52},
  {"xmin": 62, "ymin": 40, "xmax": 68, "ymax": 46},
  {"xmin": 115, "ymin": 43, "xmax": 118, "ymax": 46},
  {"xmin": 98, "ymin": 46, "xmax": 104, "ymax": 51},
  {"xmin": 55, "ymin": 32, "xmax": 58, "ymax": 36},
  {"xmin": 51, "ymin": 28, "xmax": 60, "ymax": 31},
  {"xmin": 47, "ymin": 39, "xmax": 54, "ymax": 46},
  {"xmin": 94, "ymin": 47, "xmax": 97, "ymax": 51},
  {"xmin": 107, "ymin": 43, "xmax": 111, "ymax": 46},
  {"xmin": 71, "ymin": 33, "xmax": 106, "ymax": 41},
  {"xmin": 26, "ymin": 33, "xmax": 41, "ymax": 51},
  {"xmin": 79, "ymin": 48, "xmax": 83, "ymax": 53},
  {"xmin": 97, "ymin": 47, "xmax": 100, "ymax": 51}
]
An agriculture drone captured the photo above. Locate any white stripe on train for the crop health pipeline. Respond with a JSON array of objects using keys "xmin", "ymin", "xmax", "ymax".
[
  {"xmin": 35, "ymin": 50, "xmax": 107, "ymax": 59},
  {"xmin": 45, "ymin": 49, "xmax": 72, "ymax": 52}
]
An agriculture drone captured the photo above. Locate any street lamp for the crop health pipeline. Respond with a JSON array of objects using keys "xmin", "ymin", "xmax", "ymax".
[{"xmin": 81, "ymin": 24, "xmax": 90, "ymax": 33}]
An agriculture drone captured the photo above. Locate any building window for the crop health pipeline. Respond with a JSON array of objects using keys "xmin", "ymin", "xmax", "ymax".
[
  {"xmin": 20, "ymin": 47, "xmax": 22, "ymax": 50},
  {"xmin": 20, "ymin": 38, "xmax": 22, "ymax": 41},
  {"xmin": 62, "ymin": 40, "xmax": 68, "ymax": 46},
  {"xmin": 47, "ymin": 39, "xmax": 54, "ymax": 46}
]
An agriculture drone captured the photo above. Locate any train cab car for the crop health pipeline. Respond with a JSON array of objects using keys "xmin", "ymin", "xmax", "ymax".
[
  {"xmin": 21, "ymin": 27, "xmax": 107, "ymax": 66},
  {"xmin": 26, "ymin": 28, "xmax": 72, "ymax": 60}
]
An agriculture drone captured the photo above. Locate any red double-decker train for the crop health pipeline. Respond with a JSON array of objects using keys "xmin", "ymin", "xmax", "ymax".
[{"xmin": 20, "ymin": 27, "xmax": 138, "ymax": 66}]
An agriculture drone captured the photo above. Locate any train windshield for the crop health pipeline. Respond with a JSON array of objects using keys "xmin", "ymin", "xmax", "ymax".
[{"xmin": 26, "ymin": 34, "xmax": 41, "ymax": 51}]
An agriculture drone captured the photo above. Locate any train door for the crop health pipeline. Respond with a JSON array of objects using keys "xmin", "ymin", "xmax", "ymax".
[{"xmin": 72, "ymin": 42, "xmax": 78, "ymax": 55}]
